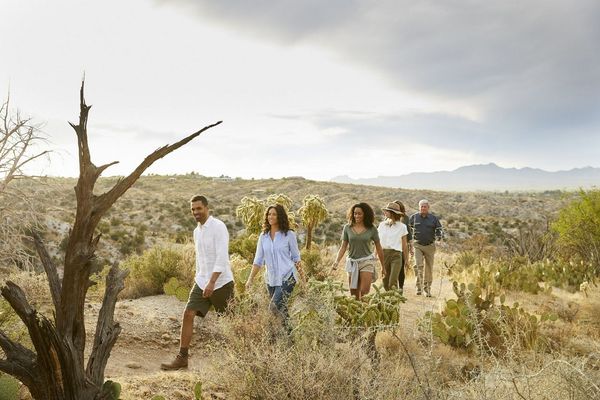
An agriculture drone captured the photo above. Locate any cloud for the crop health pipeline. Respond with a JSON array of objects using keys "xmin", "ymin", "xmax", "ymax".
[{"xmin": 157, "ymin": 0, "xmax": 600, "ymax": 139}]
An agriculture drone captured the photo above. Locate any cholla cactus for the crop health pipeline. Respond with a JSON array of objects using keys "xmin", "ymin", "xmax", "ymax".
[
  {"xmin": 298, "ymin": 195, "xmax": 328, "ymax": 249},
  {"xmin": 266, "ymin": 193, "xmax": 293, "ymax": 210},
  {"xmin": 266, "ymin": 194, "xmax": 298, "ymax": 229},
  {"xmin": 236, "ymin": 194, "xmax": 298, "ymax": 234},
  {"xmin": 235, "ymin": 196, "xmax": 265, "ymax": 234}
]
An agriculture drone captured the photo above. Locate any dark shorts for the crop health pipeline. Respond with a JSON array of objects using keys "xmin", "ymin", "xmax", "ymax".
[{"xmin": 185, "ymin": 280, "xmax": 234, "ymax": 317}]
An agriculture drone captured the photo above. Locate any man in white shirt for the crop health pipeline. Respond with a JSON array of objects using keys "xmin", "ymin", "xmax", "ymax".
[{"xmin": 161, "ymin": 195, "xmax": 234, "ymax": 370}]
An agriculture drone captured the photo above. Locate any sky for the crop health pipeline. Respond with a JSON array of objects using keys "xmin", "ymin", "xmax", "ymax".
[{"xmin": 1, "ymin": 0, "xmax": 599, "ymax": 180}]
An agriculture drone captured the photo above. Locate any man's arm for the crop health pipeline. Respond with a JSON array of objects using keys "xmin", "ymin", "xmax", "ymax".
[
  {"xmin": 203, "ymin": 271, "xmax": 221, "ymax": 298},
  {"xmin": 434, "ymin": 216, "xmax": 444, "ymax": 241},
  {"xmin": 205, "ymin": 222, "xmax": 230, "ymax": 297}
]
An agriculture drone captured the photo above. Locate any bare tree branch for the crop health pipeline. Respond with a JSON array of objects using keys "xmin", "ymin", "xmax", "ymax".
[
  {"xmin": 0, "ymin": 330, "xmax": 38, "ymax": 388},
  {"xmin": 93, "ymin": 120, "xmax": 222, "ymax": 223},
  {"xmin": 31, "ymin": 231, "xmax": 62, "ymax": 311},
  {"xmin": 86, "ymin": 265, "xmax": 128, "ymax": 385}
]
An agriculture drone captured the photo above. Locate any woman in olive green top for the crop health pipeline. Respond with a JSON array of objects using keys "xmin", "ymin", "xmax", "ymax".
[{"xmin": 332, "ymin": 202, "xmax": 385, "ymax": 299}]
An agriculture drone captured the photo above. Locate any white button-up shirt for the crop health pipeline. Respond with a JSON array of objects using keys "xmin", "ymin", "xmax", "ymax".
[{"xmin": 193, "ymin": 216, "xmax": 233, "ymax": 290}]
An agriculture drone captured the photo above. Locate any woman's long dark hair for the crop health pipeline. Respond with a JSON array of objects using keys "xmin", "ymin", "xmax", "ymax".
[
  {"xmin": 347, "ymin": 202, "xmax": 375, "ymax": 228},
  {"xmin": 262, "ymin": 204, "xmax": 290, "ymax": 234}
]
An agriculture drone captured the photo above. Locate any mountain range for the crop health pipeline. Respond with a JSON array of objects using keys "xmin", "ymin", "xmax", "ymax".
[{"xmin": 330, "ymin": 163, "xmax": 600, "ymax": 191}]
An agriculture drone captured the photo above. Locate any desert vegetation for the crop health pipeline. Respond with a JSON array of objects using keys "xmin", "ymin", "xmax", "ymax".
[
  {"xmin": 1, "ymin": 90, "xmax": 599, "ymax": 398},
  {"xmin": 1, "ymin": 175, "xmax": 599, "ymax": 398}
]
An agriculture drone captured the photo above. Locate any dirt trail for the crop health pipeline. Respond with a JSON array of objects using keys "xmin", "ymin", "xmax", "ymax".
[
  {"xmin": 85, "ymin": 295, "xmax": 216, "ymax": 378},
  {"xmin": 85, "ymin": 272, "xmax": 455, "ymax": 380}
]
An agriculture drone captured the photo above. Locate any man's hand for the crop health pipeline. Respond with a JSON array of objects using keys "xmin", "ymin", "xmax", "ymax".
[{"xmin": 203, "ymin": 281, "xmax": 216, "ymax": 298}]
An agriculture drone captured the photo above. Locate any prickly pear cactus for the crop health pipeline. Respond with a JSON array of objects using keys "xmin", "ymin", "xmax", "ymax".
[
  {"xmin": 102, "ymin": 380, "xmax": 121, "ymax": 400},
  {"xmin": 163, "ymin": 277, "xmax": 189, "ymax": 302},
  {"xmin": 0, "ymin": 373, "xmax": 20, "ymax": 400},
  {"xmin": 421, "ymin": 280, "xmax": 554, "ymax": 354},
  {"xmin": 304, "ymin": 280, "xmax": 406, "ymax": 329}
]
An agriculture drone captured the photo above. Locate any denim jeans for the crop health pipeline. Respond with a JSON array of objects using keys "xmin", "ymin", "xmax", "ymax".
[{"xmin": 267, "ymin": 275, "xmax": 296, "ymax": 321}]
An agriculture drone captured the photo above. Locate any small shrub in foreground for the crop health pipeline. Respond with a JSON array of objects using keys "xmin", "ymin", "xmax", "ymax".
[{"xmin": 120, "ymin": 245, "xmax": 195, "ymax": 299}]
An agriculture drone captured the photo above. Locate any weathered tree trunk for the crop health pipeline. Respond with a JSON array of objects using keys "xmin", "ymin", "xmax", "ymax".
[
  {"xmin": 0, "ymin": 81, "xmax": 221, "ymax": 399},
  {"xmin": 305, "ymin": 224, "xmax": 314, "ymax": 250}
]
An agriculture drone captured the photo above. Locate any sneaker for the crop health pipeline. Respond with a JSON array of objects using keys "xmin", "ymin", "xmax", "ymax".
[
  {"xmin": 425, "ymin": 292, "xmax": 432, "ymax": 298},
  {"xmin": 416, "ymin": 290, "xmax": 422, "ymax": 296},
  {"xmin": 160, "ymin": 353, "xmax": 188, "ymax": 371}
]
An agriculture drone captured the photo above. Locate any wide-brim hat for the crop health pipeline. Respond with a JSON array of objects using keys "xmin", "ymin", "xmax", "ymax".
[{"xmin": 382, "ymin": 202, "xmax": 403, "ymax": 215}]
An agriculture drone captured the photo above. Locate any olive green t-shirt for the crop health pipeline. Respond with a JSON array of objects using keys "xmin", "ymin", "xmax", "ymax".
[{"xmin": 342, "ymin": 224, "xmax": 380, "ymax": 259}]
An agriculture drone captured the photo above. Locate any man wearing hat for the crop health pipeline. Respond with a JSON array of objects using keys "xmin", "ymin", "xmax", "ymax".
[
  {"xmin": 377, "ymin": 202, "xmax": 409, "ymax": 292},
  {"xmin": 408, "ymin": 199, "xmax": 444, "ymax": 297}
]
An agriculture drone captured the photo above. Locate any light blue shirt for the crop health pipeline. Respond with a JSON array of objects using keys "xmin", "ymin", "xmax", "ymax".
[{"xmin": 253, "ymin": 230, "xmax": 301, "ymax": 287}]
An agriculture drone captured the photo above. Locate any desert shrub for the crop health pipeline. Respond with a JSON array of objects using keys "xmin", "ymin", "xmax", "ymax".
[
  {"xmin": 229, "ymin": 253, "xmax": 253, "ymax": 296},
  {"xmin": 421, "ymin": 281, "xmax": 556, "ymax": 355},
  {"xmin": 503, "ymin": 219, "xmax": 557, "ymax": 262},
  {"xmin": 455, "ymin": 251, "xmax": 477, "ymax": 271},
  {"xmin": 121, "ymin": 245, "xmax": 195, "ymax": 299},
  {"xmin": 228, "ymin": 233, "xmax": 258, "ymax": 263},
  {"xmin": 553, "ymin": 189, "xmax": 600, "ymax": 267},
  {"xmin": 300, "ymin": 247, "xmax": 328, "ymax": 281}
]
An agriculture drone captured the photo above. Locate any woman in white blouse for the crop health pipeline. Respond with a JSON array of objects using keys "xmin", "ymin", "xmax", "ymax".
[{"xmin": 377, "ymin": 202, "xmax": 409, "ymax": 293}]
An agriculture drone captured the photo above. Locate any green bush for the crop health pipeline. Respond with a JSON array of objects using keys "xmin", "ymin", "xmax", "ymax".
[
  {"xmin": 552, "ymin": 189, "xmax": 600, "ymax": 268},
  {"xmin": 300, "ymin": 247, "xmax": 327, "ymax": 281},
  {"xmin": 230, "ymin": 254, "xmax": 253, "ymax": 296},
  {"xmin": 121, "ymin": 245, "xmax": 195, "ymax": 299},
  {"xmin": 229, "ymin": 233, "xmax": 258, "ymax": 264}
]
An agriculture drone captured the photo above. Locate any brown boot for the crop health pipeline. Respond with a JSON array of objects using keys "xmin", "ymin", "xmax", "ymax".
[{"xmin": 160, "ymin": 353, "xmax": 188, "ymax": 370}]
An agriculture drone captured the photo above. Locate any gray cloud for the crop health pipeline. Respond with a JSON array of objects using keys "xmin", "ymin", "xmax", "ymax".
[
  {"xmin": 271, "ymin": 108, "xmax": 599, "ymax": 172},
  {"xmin": 157, "ymin": 0, "xmax": 600, "ymax": 143}
]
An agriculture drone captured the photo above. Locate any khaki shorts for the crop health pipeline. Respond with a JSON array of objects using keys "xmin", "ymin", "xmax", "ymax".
[
  {"xmin": 186, "ymin": 281, "xmax": 234, "ymax": 317},
  {"xmin": 357, "ymin": 259, "xmax": 376, "ymax": 273}
]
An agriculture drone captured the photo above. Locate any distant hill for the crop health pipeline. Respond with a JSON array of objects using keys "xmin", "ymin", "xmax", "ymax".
[{"xmin": 331, "ymin": 163, "xmax": 600, "ymax": 191}]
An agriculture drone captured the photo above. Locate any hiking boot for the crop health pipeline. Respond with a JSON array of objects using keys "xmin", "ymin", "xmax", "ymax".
[
  {"xmin": 416, "ymin": 290, "xmax": 422, "ymax": 296},
  {"xmin": 160, "ymin": 353, "xmax": 188, "ymax": 371},
  {"xmin": 425, "ymin": 292, "xmax": 432, "ymax": 298}
]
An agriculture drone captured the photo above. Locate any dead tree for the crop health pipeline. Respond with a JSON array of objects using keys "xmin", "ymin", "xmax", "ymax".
[
  {"xmin": 0, "ymin": 93, "xmax": 49, "ymax": 270},
  {"xmin": 0, "ymin": 81, "xmax": 222, "ymax": 399}
]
